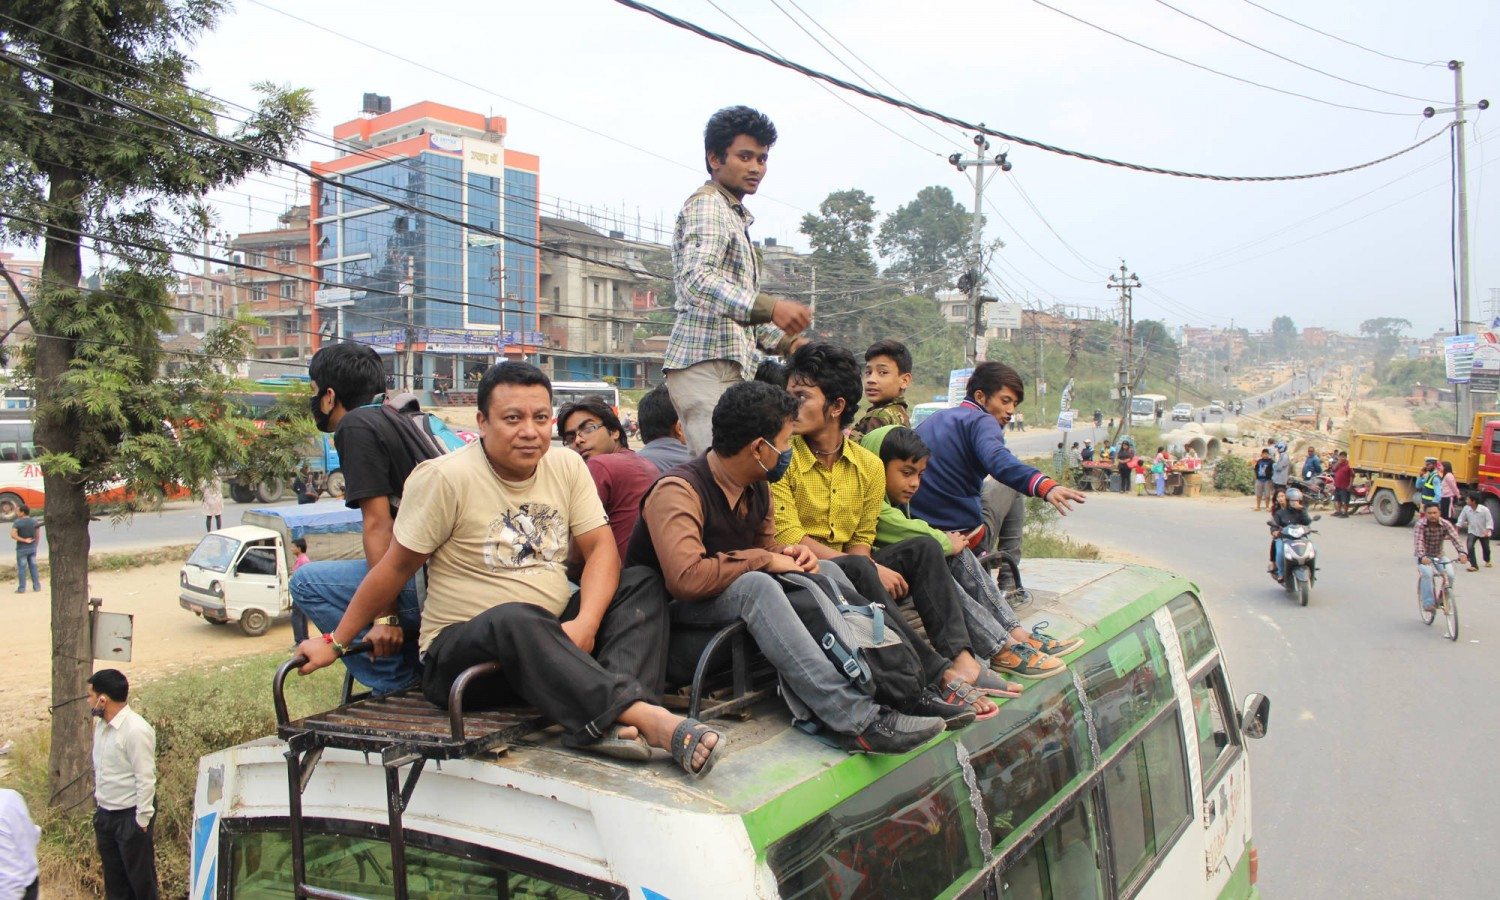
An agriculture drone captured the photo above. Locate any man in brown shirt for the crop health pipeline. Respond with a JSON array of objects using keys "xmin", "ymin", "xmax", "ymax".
[{"xmin": 625, "ymin": 381, "xmax": 947, "ymax": 755}]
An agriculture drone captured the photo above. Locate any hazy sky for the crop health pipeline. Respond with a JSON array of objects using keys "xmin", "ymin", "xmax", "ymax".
[{"xmin": 183, "ymin": 0, "xmax": 1498, "ymax": 336}]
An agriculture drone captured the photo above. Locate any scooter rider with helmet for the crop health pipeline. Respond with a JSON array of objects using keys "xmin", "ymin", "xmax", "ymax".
[{"xmin": 1268, "ymin": 488, "xmax": 1312, "ymax": 580}]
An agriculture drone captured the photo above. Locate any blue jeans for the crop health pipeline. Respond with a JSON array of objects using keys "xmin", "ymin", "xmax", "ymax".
[
  {"xmin": 289, "ymin": 559, "xmax": 422, "ymax": 694},
  {"xmin": 15, "ymin": 548, "xmax": 37, "ymax": 591},
  {"xmin": 669, "ymin": 562, "xmax": 879, "ymax": 736},
  {"xmin": 1417, "ymin": 560, "xmax": 1452, "ymax": 610},
  {"xmin": 1273, "ymin": 539, "xmax": 1285, "ymax": 579}
]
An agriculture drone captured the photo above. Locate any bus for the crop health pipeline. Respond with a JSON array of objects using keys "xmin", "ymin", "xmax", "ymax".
[
  {"xmin": 0, "ymin": 417, "xmax": 41, "ymax": 521},
  {"xmin": 1131, "ymin": 393, "xmax": 1169, "ymax": 426},
  {"xmin": 551, "ymin": 380, "xmax": 620, "ymax": 418},
  {"xmin": 191, "ymin": 559, "xmax": 1268, "ymax": 898}
]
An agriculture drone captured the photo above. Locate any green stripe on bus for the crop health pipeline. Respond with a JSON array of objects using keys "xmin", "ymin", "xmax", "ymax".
[
  {"xmin": 741, "ymin": 570, "xmax": 1196, "ymax": 857},
  {"xmin": 1217, "ymin": 843, "xmax": 1255, "ymax": 900}
]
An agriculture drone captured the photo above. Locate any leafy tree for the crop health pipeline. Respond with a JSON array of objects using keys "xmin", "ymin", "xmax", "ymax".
[
  {"xmin": 0, "ymin": 2, "xmax": 313, "ymax": 809},
  {"xmin": 1360, "ymin": 316, "xmax": 1412, "ymax": 376},
  {"xmin": 1271, "ymin": 315, "xmax": 1298, "ymax": 357},
  {"xmin": 1132, "ymin": 318, "xmax": 1179, "ymax": 370},
  {"xmin": 799, "ymin": 188, "xmax": 877, "ymax": 277},
  {"xmin": 875, "ymin": 185, "xmax": 974, "ymax": 296}
]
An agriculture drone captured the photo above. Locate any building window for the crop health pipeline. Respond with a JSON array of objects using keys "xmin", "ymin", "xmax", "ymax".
[
  {"xmin": 280, "ymin": 281, "xmax": 296, "ymax": 299},
  {"xmin": 250, "ymin": 286, "xmax": 267, "ymax": 303},
  {"xmin": 258, "ymin": 325, "xmax": 272, "ymax": 337}
]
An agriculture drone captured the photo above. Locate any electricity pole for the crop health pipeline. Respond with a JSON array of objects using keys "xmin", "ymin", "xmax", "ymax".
[
  {"xmin": 949, "ymin": 132, "xmax": 1010, "ymax": 366},
  {"xmin": 402, "ymin": 255, "xmax": 416, "ymax": 392},
  {"xmin": 1423, "ymin": 62, "xmax": 1489, "ymax": 422},
  {"xmin": 1108, "ymin": 261, "xmax": 1141, "ymax": 441}
]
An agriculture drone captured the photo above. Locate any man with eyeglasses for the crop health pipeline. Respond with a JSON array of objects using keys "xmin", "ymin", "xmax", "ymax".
[{"xmin": 558, "ymin": 397, "xmax": 660, "ymax": 561}]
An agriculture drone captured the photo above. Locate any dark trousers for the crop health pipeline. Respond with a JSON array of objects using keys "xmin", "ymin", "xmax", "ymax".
[
  {"xmin": 94, "ymin": 807, "xmax": 159, "ymax": 900},
  {"xmin": 871, "ymin": 537, "xmax": 976, "ymax": 662},
  {"xmin": 829, "ymin": 555, "xmax": 949, "ymax": 684},
  {"xmin": 421, "ymin": 567, "xmax": 668, "ymax": 742},
  {"xmin": 1440, "ymin": 497, "xmax": 1458, "ymax": 521},
  {"xmin": 1467, "ymin": 534, "xmax": 1491, "ymax": 564}
]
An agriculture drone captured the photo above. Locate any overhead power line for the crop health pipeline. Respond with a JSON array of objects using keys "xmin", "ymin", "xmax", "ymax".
[
  {"xmin": 1237, "ymin": 0, "xmax": 1443, "ymax": 68},
  {"xmin": 1148, "ymin": 0, "xmax": 1441, "ymax": 104},
  {"xmin": 1026, "ymin": 0, "xmax": 1414, "ymax": 117},
  {"xmin": 611, "ymin": 0, "xmax": 1451, "ymax": 182}
]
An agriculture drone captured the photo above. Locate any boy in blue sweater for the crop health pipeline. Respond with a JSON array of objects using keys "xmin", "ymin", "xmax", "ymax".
[{"xmin": 911, "ymin": 362, "xmax": 1087, "ymax": 532}]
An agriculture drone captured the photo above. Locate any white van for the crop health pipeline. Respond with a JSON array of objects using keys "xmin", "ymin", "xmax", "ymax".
[
  {"xmin": 191, "ymin": 559, "xmax": 1269, "ymax": 898},
  {"xmin": 179, "ymin": 503, "xmax": 362, "ymax": 636}
]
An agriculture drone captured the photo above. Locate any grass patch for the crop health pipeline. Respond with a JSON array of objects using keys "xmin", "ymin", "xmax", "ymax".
[
  {"xmin": 0, "ymin": 542, "xmax": 198, "ymax": 580},
  {"xmin": 8, "ymin": 652, "xmax": 344, "ymax": 898}
]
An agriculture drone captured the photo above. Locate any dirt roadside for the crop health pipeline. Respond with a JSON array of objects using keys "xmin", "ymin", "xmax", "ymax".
[{"xmin": 1, "ymin": 562, "xmax": 296, "ymax": 737}]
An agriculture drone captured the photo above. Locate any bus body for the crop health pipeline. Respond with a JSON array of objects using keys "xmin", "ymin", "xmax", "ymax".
[
  {"xmin": 0, "ymin": 417, "xmax": 154, "ymax": 520},
  {"xmin": 551, "ymin": 380, "xmax": 620, "ymax": 418},
  {"xmin": 192, "ymin": 559, "xmax": 1265, "ymax": 899},
  {"xmin": 1131, "ymin": 394, "xmax": 1169, "ymax": 426}
]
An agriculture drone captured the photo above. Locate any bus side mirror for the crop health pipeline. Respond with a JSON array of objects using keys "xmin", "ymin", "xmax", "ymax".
[{"xmin": 1240, "ymin": 693, "xmax": 1271, "ymax": 739}]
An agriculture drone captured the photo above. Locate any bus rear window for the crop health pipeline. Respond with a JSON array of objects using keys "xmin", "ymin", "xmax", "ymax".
[
  {"xmin": 1073, "ymin": 620, "xmax": 1173, "ymax": 752},
  {"xmin": 768, "ymin": 742, "xmax": 981, "ymax": 899},
  {"xmin": 962, "ymin": 673, "xmax": 1092, "ymax": 852},
  {"xmin": 228, "ymin": 828, "xmax": 602, "ymax": 899}
]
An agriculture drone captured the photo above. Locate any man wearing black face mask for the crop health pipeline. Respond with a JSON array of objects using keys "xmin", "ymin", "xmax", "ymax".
[
  {"xmin": 625, "ymin": 381, "xmax": 948, "ymax": 753},
  {"xmin": 290, "ymin": 342, "xmax": 423, "ymax": 694}
]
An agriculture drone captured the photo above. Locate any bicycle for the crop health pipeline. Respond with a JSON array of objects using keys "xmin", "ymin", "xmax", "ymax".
[{"xmin": 1418, "ymin": 556, "xmax": 1460, "ymax": 641}]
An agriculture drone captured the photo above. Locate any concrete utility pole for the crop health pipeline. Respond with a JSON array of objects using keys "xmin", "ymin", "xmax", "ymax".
[
  {"xmin": 1424, "ymin": 62, "xmax": 1489, "ymax": 422},
  {"xmin": 402, "ymin": 255, "xmax": 416, "ymax": 391},
  {"xmin": 949, "ymin": 132, "xmax": 1010, "ymax": 366},
  {"xmin": 1108, "ymin": 261, "xmax": 1141, "ymax": 441}
]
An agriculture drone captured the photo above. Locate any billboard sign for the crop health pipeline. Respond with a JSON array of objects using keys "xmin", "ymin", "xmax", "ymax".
[
  {"xmin": 1445, "ymin": 334, "xmax": 1476, "ymax": 384},
  {"xmin": 947, "ymin": 368, "xmax": 973, "ymax": 406},
  {"xmin": 987, "ymin": 302, "xmax": 1024, "ymax": 329}
]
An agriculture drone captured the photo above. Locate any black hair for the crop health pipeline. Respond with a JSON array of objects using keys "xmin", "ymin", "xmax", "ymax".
[
  {"xmin": 864, "ymin": 339, "xmax": 913, "ymax": 375},
  {"xmin": 16, "ymin": 503, "xmax": 27, "ymax": 515},
  {"xmin": 787, "ymin": 342, "xmax": 862, "ymax": 428},
  {"xmin": 1442, "ymin": 460, "xmax": 1454, "ymax": 475},
  {"xmin": 1466, "ymin": 491, "xmax": 1483, "ymax": 504},
  {"xmin": 308, "ymin": 342, "xmax": 385, "ymax": 409},
  {"xmin": 637, "ymin": 384, "xmax": 679, "ymax": 444},
  {"xmin": 477, "ymin": 361, "xmax": 552, "ymax": 415},
  {"xmin": 1260, "ymin": 448, "xmax": 1271, "ymax": 455},
  {"xmin": 754, "ymin": 358, "xmax": 788, "ymax": 389},
  {"xmin": 878, "ymin": 426, "xmax": 930, "ymax": 466},
  {"xmin": 965, "ymin": 361, "xmax": 1026, "ymax": 405},
  {"xmin": 88, "ymin": 669, "xmax": 129, "ymax": 703},
  {"xmin": 711, "ymin": 381, "xmax": 799, "ymax": 456},
  {"xmin": 293, "ymin": 537, "xmax": 307, "ymax": 553},
  {"xmin": 703, "ymin": 106, "xmax": 777, "ymax": 175},
  {"xmin": 1422, "ymin": 501, "xmax": 1441, "ymax": 512},
  {"xmin": 558, "ymin": 396, "xmax": 629, "ymax": 449}
]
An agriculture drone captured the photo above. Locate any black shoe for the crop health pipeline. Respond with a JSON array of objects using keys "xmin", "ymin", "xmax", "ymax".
[
  {"xmin": 904, "ymin": 688, "xmax": 977, "ymax": 730},
  {"xmin": 838, "ymin": 708, "xmax": 945, "ymax": 754}
]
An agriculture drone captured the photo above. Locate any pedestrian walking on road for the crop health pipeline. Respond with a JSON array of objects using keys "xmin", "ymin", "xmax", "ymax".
[
  {"xmin": 1439, "ymin": 461, "xmax": 1461, "ymax": 522},
  {"xmin": 10, "ymin": 504, "xmax": 40, "ymax": 593},
  {"xmin": 1253, "ymin": 449, "xmax": 1274, "ymax": 511},
  {"xmin": 89, "ymin": 669, "xmax": 160, "ymax": 900},
  {"xmin": 201, "ymin": 477, "xmax": 223, "ymax": 532},
  {"xmin": 1457, "ymin": 492, "xmax": 1493, "ymax": 570}
]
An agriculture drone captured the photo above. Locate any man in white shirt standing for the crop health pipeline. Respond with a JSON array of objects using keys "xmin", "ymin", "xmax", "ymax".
[
  {"xmin": 0, "ymin": 787, "xmax": 40, "ymax": 899},
  {"xmin": 88, "ymin": 669, "xmax": 159, "ymax": 900}
]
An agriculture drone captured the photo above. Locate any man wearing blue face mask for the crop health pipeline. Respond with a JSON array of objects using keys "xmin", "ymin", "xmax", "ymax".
[{"xmin": 627, "ymin": 381, "xmax": 951, "ymax": 753}]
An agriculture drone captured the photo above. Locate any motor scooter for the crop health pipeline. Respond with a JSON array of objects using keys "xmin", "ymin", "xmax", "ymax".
[
  {"xmin": 1270, "ymin": 516, "xmax": 1320, "ymax": 606},
  {"xmin": 1288, "ymin": 474, "xmax": 1334, "ymax": 509}
]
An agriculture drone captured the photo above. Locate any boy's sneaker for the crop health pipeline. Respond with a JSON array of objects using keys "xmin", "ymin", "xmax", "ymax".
[
  {"xmin": 905, "ymin": 688, "xmax": 976, "ymax": 730},
  {"xmin": 994, "ymin": 642, "xmax": 1066, "ymax": 678},
  {"xmin": 839, "ymin": 709, "xmax": 945, "ymax": 754},
  {"xmin": 1025, "ymin": 621, "xmax": 1083, "ymax": 656}
]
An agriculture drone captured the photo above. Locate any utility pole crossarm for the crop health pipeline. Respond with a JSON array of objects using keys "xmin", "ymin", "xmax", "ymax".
[
  {"xmin": 950, "ymin": 130, "xmax": 1011, "ymax": 367},
  {"xmin": 1108, "ymin": 261, "xmax": 1142, "ymax": 443}
]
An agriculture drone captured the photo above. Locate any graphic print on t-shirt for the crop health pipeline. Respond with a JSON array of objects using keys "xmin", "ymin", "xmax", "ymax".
[{"xmin": 485, "ymin": 502, "xmax": 567, "ymax": 572}]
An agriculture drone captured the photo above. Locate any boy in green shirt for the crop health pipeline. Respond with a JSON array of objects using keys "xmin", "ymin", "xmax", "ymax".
[
  {"xmin": 861, "ymin": 424, "xmax": 1083, "ymax": 679},
  {"xmin": 849, "ymin": 339, "xmax": 913, "ymax": 440}
]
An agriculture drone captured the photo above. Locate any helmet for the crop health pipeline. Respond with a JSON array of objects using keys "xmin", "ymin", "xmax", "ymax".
[
  {"xmin": 1285, "ymin": 488, "xmax": 1303, "ymax": 502},
  {"xmin": 1275, "ymin": 442, "xmax": 1287, "ymax": 451}
]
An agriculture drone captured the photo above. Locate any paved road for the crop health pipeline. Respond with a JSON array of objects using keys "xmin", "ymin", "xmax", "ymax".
[
  {"xmin": 1003, "ymin": 371, "xmax": 1320, "ymax": 459},
  {"xmin": 30, "ymin": 496, "xmax": 305, "ymax": 560},
  {"xmin": 1060, "ymin": 492, "xmax": 1500, "ymax": 897}
]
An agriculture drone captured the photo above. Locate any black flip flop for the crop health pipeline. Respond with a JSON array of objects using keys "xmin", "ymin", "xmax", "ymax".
[
  {"xmin": 670, "ymin": 718, "xmax": 726, "ymax": 779},
  {"xmin": 563, "ymin": 725, "xmax": 652, "ymax": 762}
]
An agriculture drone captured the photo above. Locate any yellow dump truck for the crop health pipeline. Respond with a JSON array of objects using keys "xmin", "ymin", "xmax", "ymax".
[{"xmin": 1349, "ymin": 412, "xmax": 1500, "ymax": 526}]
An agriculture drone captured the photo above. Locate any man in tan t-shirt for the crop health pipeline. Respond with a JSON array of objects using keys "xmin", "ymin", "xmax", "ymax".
[{"xmin": 295, "ymin": 362, "xmax": 725, "ymax": 778}]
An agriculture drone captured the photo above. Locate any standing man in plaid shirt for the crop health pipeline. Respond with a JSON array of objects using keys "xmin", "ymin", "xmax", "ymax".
[{"xmin": 666, "ymin": 106, "xmax": 812, "ymax": 455}]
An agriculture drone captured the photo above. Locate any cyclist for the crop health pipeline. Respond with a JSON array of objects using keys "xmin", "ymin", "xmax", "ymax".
[
  {"xmin": 1268, "ymin": 487, "xmax": 1312, "ymax": 581},
  {"xmin": 1413, "ymin": 502, "xmax": 1468, "ymax": 612}
]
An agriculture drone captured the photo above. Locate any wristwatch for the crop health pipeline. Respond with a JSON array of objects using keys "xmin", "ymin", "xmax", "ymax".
[{"xmin": 372, "ymin": 615, "xmax": 401, "ymax": 627}]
